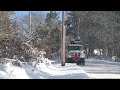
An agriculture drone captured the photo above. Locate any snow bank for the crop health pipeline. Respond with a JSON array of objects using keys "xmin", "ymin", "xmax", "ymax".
[
  {"xmin": 32, "ymin": 62, "xmax": 90, "ymax": 79},
  {"xmin": 0, "ymin": 57, "xmax": 51, "ymax": 79},
  {"xmin": 0, "ymin": 58, "xmax": 90, "ymax": 79},
  {"xmin": 0, "ymin": 62, "xmax": 30, "ymax": 79}
]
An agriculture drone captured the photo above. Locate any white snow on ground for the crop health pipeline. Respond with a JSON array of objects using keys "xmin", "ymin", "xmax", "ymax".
[
  {"xmin": 1, "ymin": 58, "xmax": 120, "ymax": 79},
  {"xmin": 39, "ymin": 63, "xmax": 90, "ymax": 79},
  {"xmin": 0, "ymin": 58, "xmax": 90, "ymax": 79},
  {"xmin": 0, "ymin": 63, "xmax": 30, "ymax": 79},
  {"xmin": 86, "ymin": 74, "xmax": 120, "ymax": 79},
  {"xmin": 82, "ymin": 58, "xmax": 120, "ymax": 79}
]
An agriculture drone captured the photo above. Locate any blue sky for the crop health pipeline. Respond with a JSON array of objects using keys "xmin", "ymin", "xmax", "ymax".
[
  {"xmin": 15, "ymin": 11, "xmax": 49, "ymax": 16},
  {"xmin": 15, "ymin": 11, "xmax": 29, "ymax": 16},
  {"xmin": 15, "ymin": 11, "xmax": 62, "ymax": 20}
]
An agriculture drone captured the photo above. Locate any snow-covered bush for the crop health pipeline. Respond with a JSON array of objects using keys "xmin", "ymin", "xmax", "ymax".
[
  {"xmin": 0, "ymin": 58, "xmax": 9, "ymax": 64},
  {"xmin": 19, "ymin": 56, "xmax": 25, "ymax": 62},
  {"xmin": 27, "ymin": 60, "xmax": 33, "ymax": 65},
  {"xmin": 0, "ymin": 33, "xmax": 31, "ymax": 62},
  {"xmin": 13, "ymin": 55, "xmax": 18, "ymax": 60},
  {"xmin": 11, "ymin": 55, "xmax": 22, "ymax": 67},
  {"xmin": 26, "ymin": 48, "xmax": 51, "ymax": 67},
  {"xmin": 12, "ymin": 60, "xmax": 21, "ymax": 67}
]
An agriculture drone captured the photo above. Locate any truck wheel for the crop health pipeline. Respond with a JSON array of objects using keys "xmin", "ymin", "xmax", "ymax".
[
  {"xmin": 77, "ymin": 61, "xmax": 81, "ymax": 65},
  {"xmin": 82, "ymin": 59, "xmax": 85, "ymax": 66},
  {"xmin": 82, "ymin": 62, "xmax": 85, "ymax": 66},
  {"xmin": 76, "ymin": 60, "xmax": 80, "ymax": 65},
  {"xmin": 77, "ymin": 62, "xmax": 79, "ymax": 65}
]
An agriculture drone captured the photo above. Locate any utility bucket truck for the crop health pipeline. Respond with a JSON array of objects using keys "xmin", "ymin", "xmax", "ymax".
[{"xmin": 66, "ymin": 39, "xmax": 86, "ymax": 65}]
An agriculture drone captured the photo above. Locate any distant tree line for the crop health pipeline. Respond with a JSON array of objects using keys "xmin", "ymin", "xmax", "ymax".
[
  {"xmin": 0, "ymin": 11, "xmax": 120, "ymax": 61},
  {"xmin": 66, "ymin": 11, "xmax": 120, "ymax": 58},
  {"xmin": 0, "ymin": 11, "xmax": 61, "ymax": 60}
]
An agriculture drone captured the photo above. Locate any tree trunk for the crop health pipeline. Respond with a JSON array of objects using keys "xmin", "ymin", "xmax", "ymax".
[
  {"xmin": 106, "ymin": 47, "xmax": 108, "ymax": 57},
  {"xmin": 86, "ymin": 48, "xmax": 89, "ymax": 58}
]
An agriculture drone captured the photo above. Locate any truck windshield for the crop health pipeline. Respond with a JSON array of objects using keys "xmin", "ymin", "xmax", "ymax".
[{"xmin": 67, "ymin": 46, "xmax": 82, "ymax": 51}]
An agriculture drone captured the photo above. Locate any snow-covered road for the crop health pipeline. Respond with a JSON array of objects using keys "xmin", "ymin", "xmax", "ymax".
[
  {"xmin": 39, "ymin": 62, "xmax": 90, "ymax": 79},
  {"xmin": 46, "ymin": 58, "xmax": 120, "ymax": 79},
  {"xmin": 1, "ymin": 58, "xmax": 120, "ymax": 79},
  {"xmin": 82, "ymin": 58, "xmax": 120, "ymax": 79},
  {"xmin": 0, "ymin": 59, "xmax": 90, "ymax": 79}
]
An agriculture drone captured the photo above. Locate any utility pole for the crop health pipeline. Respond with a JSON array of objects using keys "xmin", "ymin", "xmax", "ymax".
[
  {"xmin": 61, "ymin": 11, "xmax": 66, "ymax": 66},
  {"xmin": 13, "ymin": 18, "xmax": 17, "ymax": 32},
  {"xmin": 5, "ymin": 14, "xmax": 10, "ymax": 34},
  {"xmin": 78, "ymin": 18, "xmax": 80, "ymax": 39},
  {"xmin": 29, "ymin": 11, "xmax": 32, "ymax": 36}
]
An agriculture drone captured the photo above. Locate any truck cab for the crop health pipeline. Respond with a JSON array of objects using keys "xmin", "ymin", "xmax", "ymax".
[{"xmin": 66, "ymin": 42, "xmax": 86, "ymax": 65}]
